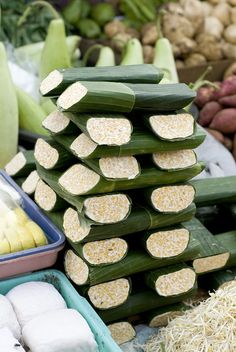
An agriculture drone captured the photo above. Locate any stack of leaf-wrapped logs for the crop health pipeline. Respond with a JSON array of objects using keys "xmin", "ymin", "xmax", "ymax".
[{"xmin": 34, "ymin": 64, "xmax": 208, "ymax": 344}]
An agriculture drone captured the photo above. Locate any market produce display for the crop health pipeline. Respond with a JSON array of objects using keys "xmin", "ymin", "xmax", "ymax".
[
  {"xmin": 0, "ymin": 281, "xmax": 97, "ymax": 352},
  {"xmin": 20, "ymin": 63, "xmax": 208, "ymax": 342},
  {"xmin": 101, "ymin": 0, "xmax": 236, "ymax": 67},
  {"xmin": 2, "ymin": 0, "xmax": 236, "ymax": 350},
  {"xmin": 195, "ymin": 75, "xmax": 236, "ymax": 160}
]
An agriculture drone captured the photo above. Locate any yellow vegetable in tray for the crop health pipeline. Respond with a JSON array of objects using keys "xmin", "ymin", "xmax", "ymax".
[{"xmin": 0, "ymin": 206, "xmax": 48, "ymax": 256}]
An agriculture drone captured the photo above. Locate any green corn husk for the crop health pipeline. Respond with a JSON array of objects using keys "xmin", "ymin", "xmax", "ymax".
[
  {"xmin": 5, "ymin": 150, "xmax": 35, "ymax": 178},
  {"xmin": 145, "ymin": 264, "xmax": 196, "ymax": 297},
  {"xmin": 141, "ymin": 225, "xmax": 190, "ymax": 259},
  {"xmin": 62, "ymin": 203, "xmax": 197, "ymax": 243},
  {"xmin": 34, "ymin": 139, "xmax": 77, "ymax": 170},
  {"xmin": 98, "ymin": 284, "xmax": 198, "ymax": 323},
  {"xmin": 42, "ymin": 111, "xmax": 76, "ymax": 135},
  {"xmin": 57, "ymin": 81, "xmax": 135, "ymax": 113},
  {"xmin": 81, "ymin": 156, "xmax": 141, "ymax": 180},
  {"xmin": 142, "ymin": 184, "xmax": 196, "ymax": 213},
  {"xmin": 65, "ymin": 112, "xmax": 133, "ymax": 146},
  {"xmin": 144, "ymin": 303, "xmax": 189, "ymax": 327},
  {"xmin": 64, "ymin": 235, "xmax": 200, "ymax": 286},
  {"xmin": 126, "ymin": 83, "xmax": 196, "ymax": 111},
  {"xmin": 54, "ymin": 126, "xmax": 205, "ymax": 159},
  {"xmin": 13, "ymin": 177, "xmax": 26, "ymax": 187},
  {"xmin": 142, "ymin": 112, "xmax": 195, "ymax": 141},
  {"xmin": 34, "ymin": 179, "xmax": 68, "ymax": 212},
  {"xmin": 199, "ymin": 267, "xmax": 236, "ymax": 292},
  {"xmin": 184, "ymin": 218, "xmax": 229, "ymax": 275},
  {"xmin": 72, "ymin": 237, "xmax": 129, "ymax": 267},
  {"xmin": 57, "ymin": 162, "xmax": 204, "ymax": 196},
  {"xmin": 216, "ymin": 231, "xmax": 236, "ymax": 269},
  {"xmin": 21, "ymin": 170, "xmax": 40, "ymax": 196},
  {"xmin": 40, "ymin": 64, "xmax": 164, "ymax": 96},
  {"xmin": 56, "ymin": 82, "xmax": 195, "ymax": 114},
  {"xmin": 36, "ymin": 163, "xmax": 129, "ymax": 215},
  {"xmin": 192, "ymin": 176, "xmax": 236, "ymax": 206}
]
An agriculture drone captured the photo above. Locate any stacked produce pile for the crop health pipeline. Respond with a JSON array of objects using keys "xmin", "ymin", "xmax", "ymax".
[
  {"xmin": 104, "ymin": 0, "xmax": 236, "ymax": 66},
  {"xmin": 195, "ymin": 75, "xmax": 236, "ymax": 160},
  {"xmin": 12, "ymin": 64, "xmax": 207, "ymax": 344}
]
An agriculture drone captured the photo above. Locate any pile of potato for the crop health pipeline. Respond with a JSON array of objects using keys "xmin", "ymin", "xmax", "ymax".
[
  {"xmin": 104, "ymin": 0, "xmax": 236, "ymax": 66},
  {"xmin": 195, "ymin": 75, "xmax": 236, "ymax": 160},
  {"xmin": 165, "ymin": 0, "xmax": 236, "ymax": 68}
]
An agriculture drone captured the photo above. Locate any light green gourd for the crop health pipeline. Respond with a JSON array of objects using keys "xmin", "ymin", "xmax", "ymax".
[
  {"xmin": 39, "ymin": 19, "xmax": 71, "ymax": 80},
  {"xmin": 153, "ymin": 12, "xmax": 179, "ymax": 84},
  {"xmin": 0, "ymin": 43, "xmax": 18, "ymax": 168}
]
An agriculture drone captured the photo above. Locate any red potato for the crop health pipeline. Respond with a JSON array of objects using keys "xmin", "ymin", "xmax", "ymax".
[
  {"xmin": 219, "ymin": 94, "xmax": 236, "ymax": 107},
  {"xmin": 195, "ymin": 86, "xmax": 216, "ymax": 108},
  {"xmin": 198, "ymin": 101, "xmax": 222, "ymax": 126},
  {"xmin": 212, "ymin": 76, "xmax": 236, "ymax": 99},
  {"xmin": 210, "ymin": 108, "xmax": 236, "ymax": 133},
  {"xmin": 206, "ymin": 128, "xmax": 225, "ymax": 143}
]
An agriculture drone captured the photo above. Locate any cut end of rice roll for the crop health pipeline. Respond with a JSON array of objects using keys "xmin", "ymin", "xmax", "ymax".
[
  {"xmin": 59, "ymin": 164, "xmax": 100, "ymax": 195},
  {"xmin": 151, "ymin": 185, "xmax": 195, "ymax": 213},
  {"xmin": 193, "ymin": 253, "xmax": 230, "ymax": 274},
  {"xmin": 63, "ymin": 208, "xmax": 90, "ymax": 242},
  {"xmin": 83, "ymin": 238, "xmax": 128, "ymax": 265},
  {"xmin": 155, "ymin": 268, "xmax": 196, "ymax": 297},
  {"xmin": 70, "ymin": 133, "xmax": 97, "ymax": 158},
  {"xmin": 108, "ymin": 322, "xmax": 136, "ymax": 345},
  {"xmin": 88, "ymin": 278, "xmax": 130, "ymax": 309},
  {"xmin": 34, "ymin": 179, "xmax": 57, "ymax": 211},
  {"xmin": 153, "ymin": 150, "xmax": 197, "ymax": 170},
  {"xmin": 40, "ymin": 70, "xmax": 63, "ymax": 95},
  {"xmin": 64, "ymin": 249, "xmax": 89, "ymax": 285},
  {"xmin": 22, "ymin": 170, "xmax": 40, "ymax": 195},
  {"xmin": 149, "ymin": 311, "xmax": 183, "ymax": 328},
  {"xmin": 86, "ymin": 117, "xmax": 132, "ymax": 146},
  {"xmin": 146, "ymin": 229, "xmax": 190, "ymax": 258},
  {"xmin": 84, "ymin": 194, "xmax": 131, "ymax": 224},
  {"xmin": 149, "ymin": 113, "xmax": 194, "ymax": 140},
  {"xmin": 34, "ymin": 139, "xmax": 59, "ymax": 169},
  {"xmin": 5, "ymin": 152, "xmax": 27, "ymax": 176},
  {"xmin": 99, "ymin": 156, "xmax": 139, "ymax": 180},
  {"xmin": 42, "ymin": 111, "xmax": 70, "ymax": 134},
  {"xmin": 57, "ymin": 82, "xmax": 88, "ymax": 110}
]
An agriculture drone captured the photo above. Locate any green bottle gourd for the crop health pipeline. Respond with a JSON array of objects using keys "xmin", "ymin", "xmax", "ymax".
[
  {"xmin": 0, "ymin": 43, "xmax": 18, "ymax": 167},
  {"xmin": 153, "ymin": 12, "xmax": 179, "ymax": 84}
]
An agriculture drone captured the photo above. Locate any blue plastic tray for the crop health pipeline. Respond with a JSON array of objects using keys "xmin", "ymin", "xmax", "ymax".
[
  {"xmin": 0, "ymin": 170, "xmax": 65, "ymax": 262},
  {"xmin": 0, "ymin": 269, "xmax": 122, "ymax": 352}
]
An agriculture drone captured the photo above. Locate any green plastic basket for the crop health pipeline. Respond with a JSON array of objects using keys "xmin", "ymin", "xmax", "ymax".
[{"xmin": 0, "ymin": 269, "xmax": 122, "ymax": 352}]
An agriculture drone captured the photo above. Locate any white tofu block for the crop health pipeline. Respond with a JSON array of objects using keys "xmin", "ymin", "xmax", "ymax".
[
  {"xmin": 0, "ymin": 294, "xmax": 21, "ymax": 339},
  {"xmin": 6, "ymin": 282, "xmax": 67, "ymax": 327},
  {"xmin": 0, "ymin": 327, "xmax": 25, "ymax": 351},
  {"xmin": 22, "ymin": 309, "xmax": 98, "ymax": 352}
]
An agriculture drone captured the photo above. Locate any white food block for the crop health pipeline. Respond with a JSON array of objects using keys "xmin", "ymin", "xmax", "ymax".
[
  {"xmin": 0, "ymin": 294, "xmax": 21, "ymax": 339},
  {"xmin": 6, "ymin": 282, "xmax": 67, "ymax": 327},
  {"xmin": 22, "ymin": 308, "xmax": 98, "ymax": 352},
  {"xmin": 0, "ymin": 327, "xmax": 25, "ymax": 351}
]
